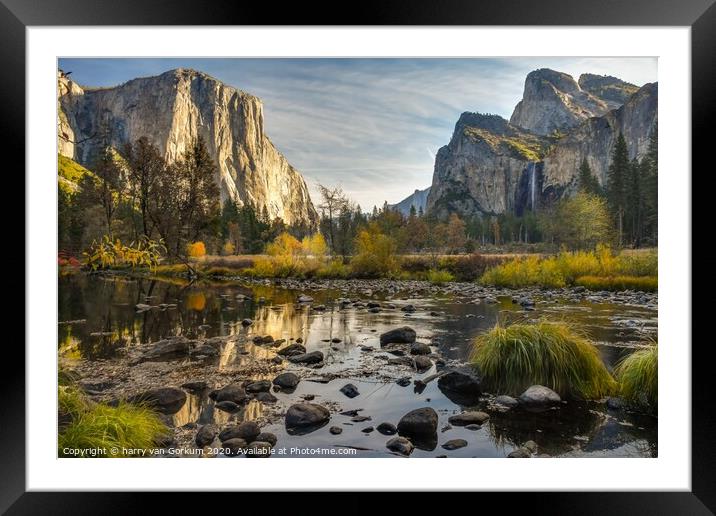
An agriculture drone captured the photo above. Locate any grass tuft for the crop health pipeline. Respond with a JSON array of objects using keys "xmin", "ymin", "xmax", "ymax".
[
  {"xmin": 614, "ymin": 343, "xmax": 658, "ymax": 413},
  {"xmin": 471, "ymin": 320, "xmax": 617, "ymax": 399},
  {"xmin": 58, "ymin": 387, "xmax": 169, "ymax": 457}
]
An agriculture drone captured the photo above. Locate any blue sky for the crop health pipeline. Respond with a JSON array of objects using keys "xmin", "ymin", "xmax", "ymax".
[{"xmin": 58, "ymin": 57, "xmax": 657, "ymax": 209}]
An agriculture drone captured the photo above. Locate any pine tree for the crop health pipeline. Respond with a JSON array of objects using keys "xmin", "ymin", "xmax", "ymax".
[
  {"xmin": 642, "ymin": 122, "xmax": 658, "ymax": 244},
  {"xmin": 607, "ymin": 133, "xmax": 630, "ymax": 247},
  {"xmin": 578, "ymin": 157, "xmax": 602, "ymax": 196},
  {"xmin": 625, "ymin": 158, "xmax": 642, "ymax": 247}
]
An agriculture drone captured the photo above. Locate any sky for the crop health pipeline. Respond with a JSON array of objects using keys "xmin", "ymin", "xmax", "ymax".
[{"xmin": 58, "ymin": 57, "xmax": 657, "ymax": 210}]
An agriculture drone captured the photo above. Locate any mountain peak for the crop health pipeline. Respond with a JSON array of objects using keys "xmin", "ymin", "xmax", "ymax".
[{"xmin": 510, "ymin": 68, "xmax": 609, "ymax": 135}]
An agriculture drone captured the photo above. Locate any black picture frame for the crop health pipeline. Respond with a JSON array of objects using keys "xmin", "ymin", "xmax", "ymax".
[{"xmin": 4, "ymin": 0, "xmax": 709, "ymax": 513}]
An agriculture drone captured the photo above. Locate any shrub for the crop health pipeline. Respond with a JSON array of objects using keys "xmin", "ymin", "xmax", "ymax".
[
  {"xmin": 426, "ymin": 269, "xmax": 455, "ymax": 284},
  {"xmin": 438, "ymin": 253, "xmax": 504, "ymax": 281},
  {"xmin": 301, "ymin": 233, "xmax": 328, "ymax": 257},
  {"xmin": 187, "ymin": 241, "xmax": 206, "ymax": 258},
  {"xmin": 266, "ymin": 232, "xmax": 302, "ymax": 257},
  {"xmin": 350, "ymin": 226, "xmax": 400, "ymax": 278},
  {"xmin": 471, "ymin": 320, "xmax": 616, "ymax": 399},
  {"xmin": 614, "ymin": 343, "xmax": 657, "ymax": 413},
  {"xmin": 58, "ymin": 387, "xmax": 169, "ymax": 458},
  {"xmin": 480, "ymin": 246, "xmax": 657, "ymax": 291},
  {"xmin": 575, "ymin": 275, "xmax": 658, "ymax": 292},
  {"xmin": 83, "ymin": 236, "xmax": 165, "ymax": 271},
  {"xmin": 316, "ymin": 258, "xmax": 350, "ymax": 279},
  {"xmin": 221, "ymin": 241, "xmax": 236, "ymax": 256}
]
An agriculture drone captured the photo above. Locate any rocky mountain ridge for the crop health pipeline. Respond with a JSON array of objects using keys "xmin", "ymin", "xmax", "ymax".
[{"xmin": 425, "ymin": 68, "xmax": 657, "ymax": 218}]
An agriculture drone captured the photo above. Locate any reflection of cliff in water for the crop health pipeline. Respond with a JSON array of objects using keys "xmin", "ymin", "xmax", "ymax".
[{"xmin": 485, "ymin": 402, "xmax": 657, "ymax": 457}]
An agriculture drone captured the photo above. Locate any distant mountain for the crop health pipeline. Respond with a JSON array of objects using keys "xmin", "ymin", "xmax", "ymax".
[
  {"xmin": 57, "ymin": 68, "xmax": 318, "ymax": 228},
  {"xmin": 425, "ymin": 68, "xmax": 657, "ymax": 218},
  {"xmin": 389, "ymin": 187, "xmax": 431, "ymax": 216}
]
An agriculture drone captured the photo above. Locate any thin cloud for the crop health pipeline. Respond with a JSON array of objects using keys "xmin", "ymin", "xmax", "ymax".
[{"xmin": 58, "ymin": 57, "xmax": 657, "ymax": 210}]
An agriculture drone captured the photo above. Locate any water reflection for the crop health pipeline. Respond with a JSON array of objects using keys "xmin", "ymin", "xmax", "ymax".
[{"xmin": 58, "ymin": 273, "xmax": 658, "ymax": 458}]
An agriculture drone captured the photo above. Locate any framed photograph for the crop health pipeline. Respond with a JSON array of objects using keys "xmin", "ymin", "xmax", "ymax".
[{"xmin": 7, "ymin": 0, "xmax": 709, "ymax": 511}]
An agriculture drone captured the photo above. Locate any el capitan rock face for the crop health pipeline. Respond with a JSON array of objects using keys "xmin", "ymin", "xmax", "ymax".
[
  {"xmin": 389, "ymin": 187, "xmax": 431, "ymax": 216},
  {"xmin": 425, "ymin": 69, "xmax": 657, "ymax": 218},
  {"xmin": 57, "ymin": 69, "xmax": 318, "ymax": 228}
]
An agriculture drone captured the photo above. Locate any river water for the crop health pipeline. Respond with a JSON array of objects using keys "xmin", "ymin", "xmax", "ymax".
[{"xmin": 58, "ymin": 273, "xmax": 658, "ymax": 458}]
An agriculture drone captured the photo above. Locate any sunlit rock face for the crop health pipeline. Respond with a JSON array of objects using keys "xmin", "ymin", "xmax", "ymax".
[
  {"xmin": 425, "ymin": 113, "xmax": 552, "ymax": 218},
  {"xmin": 57, "ymin": 68, "xmax": 318, "ymax": 228},
  {"xmin": 542, "ymin": 82, "xmax": 658, "ymax": 196},
  {"xmin": 510, "ymin": 68, "xmax": 611, "ymax": 136}
]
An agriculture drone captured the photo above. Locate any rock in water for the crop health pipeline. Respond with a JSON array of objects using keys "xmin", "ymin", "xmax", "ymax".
[
  {"xmin": 441, "ymin": 439, "xmax": 468, "ymax": 451},
  {"xmin": 285, "ymin": 403, "xmax": 330, "ymax": 434},
  {"xmin": 195, "ymin": 424, "xmax": 218, "ymax": 447},
  {"xmin": 215, "ymin": 383, "xmax": 249, "ymax": 405},
  {"xmin": 494, "ymin": 395, "xmax": 519, "ymax": 409},
  {"xmin": 397, "ymin": 407, "xmax": 438, "ymax": 437},
  {"xmin": 245, "ymin": 380, "xmax": 271, "ymax": 393},
  {"xmin": 222, "ymin": 438, "xmax": 247, "ymax": 457},
  {"xmin": 386, "ymin": 436, "xmax": 415, "ymax": 456},
  {"xmin": 448, "ymin": 411, "xmax": 490, "ymax": 426},
  {"xmin": 273, "ymin": 372, "xmax": 300, "ymax": 390},
  {"xmin": 518, "ymin": 385, "xmax": 561, "ymax": 412},
  {"xmin": 376, "ymin": 422, "xmax": 398, "ymax": 435},
  {"xmin": 340, "ymin": 383, "xmax": 360, "ymax": 398},
  {"xmin": 287, "ymin": 351, "xmax": 324, "ymax": 364},
  {"xmin": 219, "ymin": 421, "xmax": 261, "ymax": 443},
  {"xmin": 57, "ymin": 69, "xmax": 318, "ymax": 228},
  {"xmin": 409, "ymin": 342, "xmax": 431, "ymax": 355},
  {"xmin": 437, "ymin": 369, "xmax": 482, "ymax": 405},
  {"xmin": 129, "ymin": 387, "xmax": 186, "ymax": 415},
  {"xmin": 277, "ymin": 343, "xmax": 306, "ymax": 356},
  {"xmin": 379, "ymin": 327, "xmax": 417, "ymax": 345}
]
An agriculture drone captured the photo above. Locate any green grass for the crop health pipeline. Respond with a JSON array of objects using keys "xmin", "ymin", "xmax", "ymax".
[
  {"xmin": 614, "ymin": 344, "xmax": 658, "ymax": 413},
  {"xmin": 58, "ymin": 387, "xmax": 169, "ymax": 457},
  {"xmin": 426, "ymin": 269, "xmax": 455, "ymax": 284},
  {"xmin": 471, "ymin": 320, "xmax": 617, "ymax": 399},
  {"xmin": 58, "ymin": 154, "xmax": 95, "ymax": 195},
  {"xmin": 480, "ymin": 247, "xmax": 657, "ymax": 291},
  {"xmin": 575, "ymin": 275, "xmax": 658, "ymax": 292}
]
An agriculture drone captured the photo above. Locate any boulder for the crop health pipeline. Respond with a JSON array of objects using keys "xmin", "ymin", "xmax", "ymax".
[
  {"xmin": 195, "ymin": 424, "xmax": 218, "ymax": 447},
  {"xmin": 277, "ymin": 343, "xmax": 306, "ymax": 356},
  {"xmin": 441, "ymin": 439, "xmax": 468, "ymax": 450},
  {"xmin": 518, "ymin": 385, "xmax": 561, "ymax": 412},
  {"xmin": 254, "ymin": 391, "xmax": 277, "ymax": 403},
  {"xmin": 288, "ymin": 351, "xmax": 324, "ymax": 364},
  {"xmin": 448, "ymin": 411, "xmax": 490, "ymax": 426},
  {"xmin": 329, "ymin": 426, "xmax": 343, "ymax": 435},
  {"xmin": 494, "ymin": 395, "xmax": 519, "ymax": 409},
  {"xmin": 437, "ymin": 368, "xmax": 482, "ymax": 405},
  {"xmin": 245, "ymin": 441, "xmax": 273, "ymax": 458},
  {"xmin": 409, "ymin": 342, "xmax": 431, "ymax": 355},
  {"xmin": 397, "ymin": 407, "xmax": 438, "ymax": 437},
  {"xmin": 273, "ymin": 372, "xmax": 300, "ymax": 390},
  {"xmin": 380, "ymin": 326, "xmax": 417, "ymax": 345},
  {"xmin": 414, "ymin": 356, "xmax": 432, "ymax": 372},
  {"xmin": 285, "ymin": 403, "xmax": 331, "ymax": 434},
  {"xmin": 386, "ymin": 436, "xmax": 414, "ymax": 456},
  {"xmin": 245, "ymin": 380, "xmax": 271, "ymax": 393},
  {"xmin": 256, "ymin": 432, "xmax": 278, "ymax": 446},
  {"xmin": 129, "ymin": 387, "xmax": 186, "ymax": 415},
  {"xmin": 138, "ymin": 337, "xmax": 193, "ymax": 362},
  {"xmin": 219, "ymin": 421, "xmax": 261, "ymax": 443},
  {"xmin": 215, "ymin": 383, "xmax": 249, "ymax": 405},
  {"xmin": 222, "ymin": 438, "xmax": 247, "ymax": 456},
  {"xmin": 339, "ymin": 383, "xmax": 360, "ymax": 398}
]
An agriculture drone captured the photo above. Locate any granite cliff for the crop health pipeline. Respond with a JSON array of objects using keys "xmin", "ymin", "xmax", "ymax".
[
  {"xmin": 425, "ymin": 69, "xmax": 657, "ymax": 218},
  {"xmin": 57, "ymin": 68, "xmax": 318, "ymax": 227}
]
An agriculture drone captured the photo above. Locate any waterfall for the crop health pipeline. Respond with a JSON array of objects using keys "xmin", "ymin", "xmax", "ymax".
[{"xmin": 530, "ymin": 162, "xmax": 536, "ymax": 211}]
